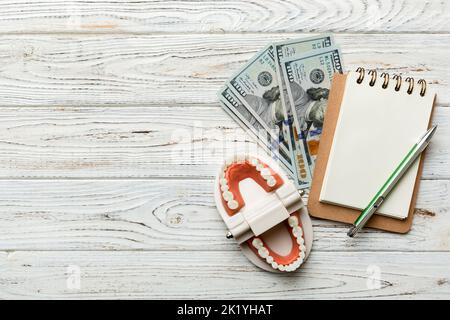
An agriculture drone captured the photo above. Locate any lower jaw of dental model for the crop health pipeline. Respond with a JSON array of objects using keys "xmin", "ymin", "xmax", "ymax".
[
  {"xmin": 249, "ymin": 214, "xmax": 306, "ymax": 272},
  {"xmin": 219, "ymin": 155, "xmax": 284, "ymax": 216}
]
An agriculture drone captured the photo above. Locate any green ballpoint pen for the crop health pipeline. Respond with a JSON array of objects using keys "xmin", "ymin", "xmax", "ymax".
[{"xmin": 347, "ymin": 125, "xmax": 438, "ymax": 237}]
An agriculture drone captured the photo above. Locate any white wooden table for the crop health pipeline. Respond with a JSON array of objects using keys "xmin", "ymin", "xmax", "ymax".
[{"xmin": 0, "ymin": 0, "xmax": 449, "ymax": 299}]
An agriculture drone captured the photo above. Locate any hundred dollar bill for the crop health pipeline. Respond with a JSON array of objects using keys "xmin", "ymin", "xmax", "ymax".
[
  {"xmin": 281, "ymin": 46, "xmax": 344, "ymax": 178},
  {"xmin": 226, "ymin": 45, "xmax": 309, "ymax": 188},
  {"xmin": 274, "ymin": 35, "xmax": 334, "ymax": 185},
  {"xmin": 218, "ymin": 86, "xmax": 296, "ymax": 179}
]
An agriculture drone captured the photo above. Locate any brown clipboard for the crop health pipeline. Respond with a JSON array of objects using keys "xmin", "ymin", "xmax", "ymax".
[{"xmin": 307, "ymin": 73, "xmax": 434, "ymax": 233}]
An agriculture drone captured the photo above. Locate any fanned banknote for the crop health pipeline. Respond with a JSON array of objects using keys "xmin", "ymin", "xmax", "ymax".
[
  {"xmin": 274, "ymin": 35, "xmax": 334, "ymax": 185},
  {"xmin": 226, "ymin": 45, "xmax": 308, "ymax": 188},
  {"xmin": 218, "ymin": 86, "xmax": 295, "ymax": 177},
  {"xmin": 281, "ymin": 46, "xmax": 344, "ymax": 177}
]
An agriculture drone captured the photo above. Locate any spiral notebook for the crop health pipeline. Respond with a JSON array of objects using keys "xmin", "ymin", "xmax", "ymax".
[{"xmin": 308, "ymin": 69, "xmax": 435, "ymax": 233}]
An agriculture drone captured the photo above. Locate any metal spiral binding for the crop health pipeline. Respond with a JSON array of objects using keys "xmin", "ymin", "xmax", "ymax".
[{"xmin": 355, "ymin": 67, "xmax": 427, "ymax": 96}]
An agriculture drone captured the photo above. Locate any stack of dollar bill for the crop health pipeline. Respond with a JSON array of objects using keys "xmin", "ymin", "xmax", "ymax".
[{"xmin": 218, "ymin": 34, "xmax": 344, "ymax": 190}]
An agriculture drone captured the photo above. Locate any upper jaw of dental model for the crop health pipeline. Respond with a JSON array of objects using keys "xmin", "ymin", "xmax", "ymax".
[
  {"xmin": 219, "ymin": 156, "xmax": 283, "ymax": 215},
  {"xmin": 251, "ymin": 215, "xmax": 306, "ymax": 272}
]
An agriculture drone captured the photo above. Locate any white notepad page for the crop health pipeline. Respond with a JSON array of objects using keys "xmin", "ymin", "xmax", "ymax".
[{"xmin": 320, "ymin": 72, "xmax": 435, "ymax": 219}]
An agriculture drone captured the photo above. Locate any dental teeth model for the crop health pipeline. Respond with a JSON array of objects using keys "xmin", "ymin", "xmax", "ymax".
[
  {"xmin": 250, "ymin": 215, "xmax": 307, "ymax": 272},
  {"xmin": 215, "ymin": 154, "xmax": 313, "ymax": 273}
]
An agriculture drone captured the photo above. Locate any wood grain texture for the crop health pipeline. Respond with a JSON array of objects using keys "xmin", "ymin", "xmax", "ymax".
[
  {"xmin": 0, "ymin": 34, "xmax": 448, "ymax": 107},
  {"xmin": 0, "ymin": 0, "xmax": 448, "ymax": 34},
  {"xmin": 0, "ymin": 179, "xmax": 447, "ymax": 252},
  {"xmin": 1, "ymin": 250, "xmax": 449, "ymax": 299},
  {"xmin": 0, "ymin": 105, "xmax": 447, "ymax": 179}
]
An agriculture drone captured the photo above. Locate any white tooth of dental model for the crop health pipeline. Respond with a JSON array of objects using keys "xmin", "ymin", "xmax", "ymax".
[
  {"xmin": 299, "ymin": 245, "xmax": 306, "ymax": 255},
  {"xmin": 258, "ymin": 248, "xmax": 269, "ymax": 258},
  {"xmin": 256, "ymin": 163, "xmax": 264, "ymax": 171},
  {"xmin": 267, "ymin": 177, "xmax": 276, "ymax": 187},
  {"xmin": 250, "ymin": 158, "xmax": 258, "ymax": 166},
  {"xmin": 292, "ymin": 226, "xmax": 302, "ymax": 238},
  {"xmin": 222, "ymin": 191, "xmax": 233, "ymax": 201},
  {"xmin": 261, "ymin": 168, "xmax": 271, "ymax": 178},
  {"xmin": 252, "ymin": 238, "xmax": 263, "ymax": 248},
  {"xmin": 227, "ymin": 199, "xmax": 239, "ymax": 210},
  {"xmin": 288, "ymin": 216, "xmax": 298, "ymax": 227}
]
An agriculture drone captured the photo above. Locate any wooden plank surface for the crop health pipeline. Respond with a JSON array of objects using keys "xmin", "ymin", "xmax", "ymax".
[
  {"xmin": 0, "ymin": 0, "xmax": 448, "ymax": 34},
  {"xmin": 0, "ymin": 105, "xmax": 448, "ymax": 179},
  {"xmin": 0, "ymin": 179, "xmax": 447, "ymax": 252},
  {"xmin": 0, "ymin": 34, "xmax": 448, "ymax": 107},
  {"xmin": 1, "ymin": 250, "xmax": 449, "ymax": 299}
]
